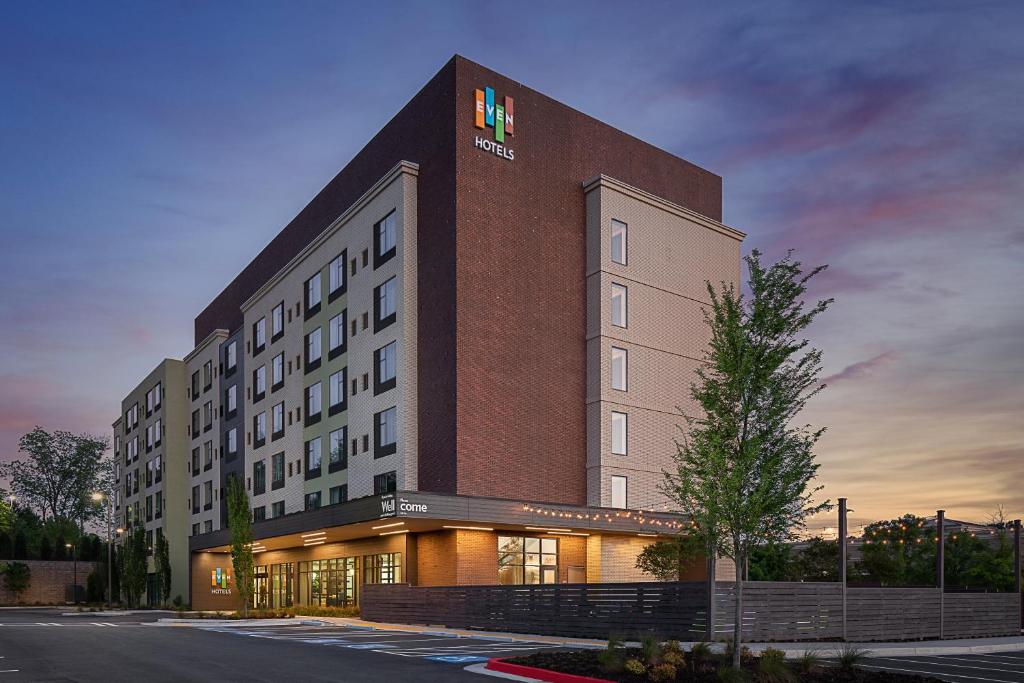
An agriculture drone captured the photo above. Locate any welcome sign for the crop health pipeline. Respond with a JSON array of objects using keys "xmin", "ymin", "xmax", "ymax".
[{"xmin": 474, "ymin": 86, "xmax": 515, "ymax": 160}]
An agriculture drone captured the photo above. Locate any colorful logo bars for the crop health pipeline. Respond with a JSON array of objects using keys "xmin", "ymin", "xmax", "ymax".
[
  {"xmin": 211, "ymin": 567, "xmax": 230, "ymax": 589},
  {"xmin": 475, "ymin": 87, "xmax": 514, "ymax": 142}
]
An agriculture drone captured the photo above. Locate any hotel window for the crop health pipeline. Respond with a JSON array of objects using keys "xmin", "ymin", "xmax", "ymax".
[
  {"xmin": 305, "ymin": 382, "xmax": 322, "ymax": 426},
  {"xmin": 254, "ymin": 365, "xmax": 267, "ymax": 402},
  {"xmin": 271, "ymin": 352, "xmax": 284, "ymax": 391},
  {"xmin": 254, "ymin": 412, "xmax": 267, "ymax": 449},
  {"xmin": 611, "ymin": 346, "xmax": 628, "ymax": 391},
  {"xmin": 145, "ymin": 388, "xmax": 154, "ymax": 416},
  {"xmin": 374, "ymin": 341, "xmax": 397, "ymax": 395},
  {"xmin": 191, "ymin": 485, "xmax": 200, "ymax": 514},
  {"xmin": 131, "ymin": 436, "xmax": 138, "ymax": 461},
  {"xmin": 203, "ymin": 440, "xmax": 213, "ymax": 471},
  {"xmin": 191, "ymin": 371, "xmax": 200, "ymax": 399},
  {"xmin": 155, "ymin": 490, "xmax": 162, "ymax": 518},
  {"xmin": 191, "ymin": 447, "xmax": 199, "ymax": 474},
  {"xmin": 253, "ymin": 460, "xmax": 266, "ymax": 496},
  {"xmin": 191, "ymin": 409, "xmax": 200, "ymax": 436},
  {"xmin": 373, "ymin": 210, "xmax": 397, "ymax": 269},
  {"xmin": 271, "ymin": 500, "xmax": 285, "ymax": 518},
  {"xmin": 191, "ymin": 522, "xmax": 199, "ymax": 536},
  {"xmin": 225, "ymin": 340, "xmax": 237, "ymax": 375},
  {"xmin": 363, "ymin": 552, "xmax": 401, "ymax": 584},
  {"xmin": 252, "ymin": 506, "xmax": 266, "ymax": 522},
  {"xmin": 329, "ymin": 485, "xmax": 348, "ymax": 505},
  {"xmin": 203, "ymin": 401, "xmax": 213, "ymax": 431},
  {"xmin": 154, "ymin": 382, "xmax": 161, "ymax": 410},
  {"xmin": 154, "ymin": 419, "xmax": 162, "ymax": 446},
  {"xmin": 611, "ymin": 283, "xmax": 628, "ymax": 328},
  {"xmin": 329, "ymin": 369, "xmax": 347, "ymax": 416},
  {"xmin": 305, "ymin": 327, "xmax": 322, "ymax": 372},
  {"xmin": 145, "ymin": 461, "xmax": 153, "ymax": 487},
  {"xmin": 225, "ymin": 384, "xmax": 237, "ymax": 418},
  {"xmin": 611, "ymin": 411, "xmax": 628, "ymax": 455},
  {"xmin": 305, "ymin": 437, "xmax": 322, "ymax": 479},
  {"xmin": 271, "ymin": 452, "xmax": 285, "ymax": 490},
  {"xmin": 203, "ymin": 360, "xmax": 213, "ymax": 391},
  {"xmin": 145, "ymin": 425, "xmax": 153, "ymax": 451},
  {"xmin": 374, "ymin": 407, "xmax": 397, "ymax": 458},
  {"xmin": 328, "ymin": 310, "xmax": 347, "ymax": 360},
  {"xmin": 611, "ymin": 220, "xmax": 628, "ymax": 265},
  {"xmin": 328, "ymin": 250, "xmax": 347, "ymax": 302},
  {"xmin": 226, "ymin": 428, "xmax": 238, "ymax": 457},
  {"xmin": 271, "ymin": 302, "xmax": 284, "ymax": 341},
  {"xmin": 272, "ymin": 402, "xmax": 284, "ymax": 440},
  {"xmin": 373, "ymin": 471, "xmax": 396, "ymax": 495},
  {"xmin": 305, "ymin": 491, "xmax": 322, "ymax": 511},
  {"xmin": 373, "ymin": 277, "xmax": 397, "ymax": 332},
  {"xmin": 499, "ymin": 536, "xmax": 558, "ymax": 585},
  {"xmin": 253, "ymin": 317, "xmax": 266, "ymax": 355},
  {"xmin": 146, "ymin": 496, "xmax": 153, "ymax": 521},
  {"xmin": 329, "ymin": 427, "xmax": 347, "ymax": 472},
  {"xmin": 154, "ymin": 455, "xmax": 162, "ymax": 483},
  {"xmin": 305, "ymin": 272, "xmax": 322, "ymax": 319},
  {"xmin": 611, "ymin": 475, "xmax": 628, "ymax": 509},
  {"xmin": 203, "ymin": 520, "xmax": 213, "ymax": 533}
]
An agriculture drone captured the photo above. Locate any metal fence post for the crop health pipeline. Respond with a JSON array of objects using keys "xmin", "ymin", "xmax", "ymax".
[
  {"xmin": 839, "ymin": 498, "xmax": 848, "ymax": 641},
  {"xmin": 937, "ymin": 509, "xmax": 945, "ymax": 639},
  {"xmin": 1014, "ymin": 519, "xmax": 1021, "ymax": 630}
]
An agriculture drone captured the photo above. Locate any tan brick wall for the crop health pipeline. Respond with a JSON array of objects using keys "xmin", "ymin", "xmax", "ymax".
[
  {"xmin": 0, "ymin": 561, "xmax": 100, "ymax": 605},
  {"xmin": 455, "ymin": 529, "xmax": 498, "ymax": 585},
  {"xmin": 585, "ymin": 177, "xmax": 742, "ymax": 509},
  {"xmin": 416, "ymin": 530, "xmax": 456, "ymax": 586}
]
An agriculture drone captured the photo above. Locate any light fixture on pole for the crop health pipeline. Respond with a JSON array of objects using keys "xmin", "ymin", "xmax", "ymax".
[{"xmin": 92, "ymin": 491, "xmax": 113, "ymax": 608}]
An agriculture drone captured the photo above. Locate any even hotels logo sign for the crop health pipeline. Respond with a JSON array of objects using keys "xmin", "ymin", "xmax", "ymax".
[
  {"xmin": 474, "ymin": 87, "xmax": 515, "ymax": 161},
  {"xmin": 211, "ymin": 567, "xmax": 232, "ymax": 594}
]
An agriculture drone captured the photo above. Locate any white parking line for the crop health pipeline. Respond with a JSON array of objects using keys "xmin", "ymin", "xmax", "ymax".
[
  {"xmin": 864, "ymin": 663, "xmax": 1020, "ymax": 683},
  {"xmin": 875, "ymin": 657, "xmax": 1024, "ymax": 675},
  {"xmin": 917, "ymin": 657, "xmax": 1024, "ymax": 672}
]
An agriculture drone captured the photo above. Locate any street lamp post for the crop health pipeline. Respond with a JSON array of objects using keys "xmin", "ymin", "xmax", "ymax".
[
  {"xmin": 66, "ymin": 543, "xmax": 76, "ymax": 603},
  {"xmin": 92, "ymin": 491, "xmax": 113, "ymax": 608}
]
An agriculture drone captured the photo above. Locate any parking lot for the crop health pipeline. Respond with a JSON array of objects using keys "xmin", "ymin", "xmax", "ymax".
[
  {"xmin": 198, "ymin": 620, "xmax": 584, "ymax": 665},
  {"xmin": 860, "ymin": 651, "xmax": 1024, "ymax": 683}
]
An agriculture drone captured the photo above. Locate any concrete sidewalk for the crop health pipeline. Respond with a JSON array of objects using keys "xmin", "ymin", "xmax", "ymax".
[{"xmin": 307, "ymin": 616, "xmax": 1024, "ymax": 656}]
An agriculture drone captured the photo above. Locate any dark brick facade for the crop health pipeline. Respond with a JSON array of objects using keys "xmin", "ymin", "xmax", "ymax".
[{"xmin": 193, "ymin": 55, "xmax": 721, "ymax": 507}]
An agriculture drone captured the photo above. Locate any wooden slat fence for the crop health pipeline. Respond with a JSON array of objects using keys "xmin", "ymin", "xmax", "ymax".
[
  {"xmin": 943, "ymin": 591, "xmax": 1022, "ymax": 639},
  {"xmin": 713, "ymin": 582, "xmax": 843, "ymax": 641},
  {"xmin": 846, "ymin": 588, "xmax": 939, "ymax": 641},
  {"xmin": 361, "ymin": 582, "xmax": 708, "ymax": 639}
]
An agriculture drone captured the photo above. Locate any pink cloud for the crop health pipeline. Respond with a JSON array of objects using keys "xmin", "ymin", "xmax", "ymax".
[{"xmin": 822, "ymin": 352, "xmax": 898, "ymax": 386}]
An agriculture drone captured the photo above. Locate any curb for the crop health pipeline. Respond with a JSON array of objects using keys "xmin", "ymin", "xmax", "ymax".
[{"xmin": 484, "ymin": 658, "xmax": 612, "ymax": 683}]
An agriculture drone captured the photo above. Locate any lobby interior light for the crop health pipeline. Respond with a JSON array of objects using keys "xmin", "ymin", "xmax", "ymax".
[
  {"xmin": 379, "ymin": 529, "xmax": 409, "ymax": 536},
  {"xmin": 549, "ymin": 531, "xmax": 589, "ymax": 537},
  {"xmin": 442, "ymin": 525, "xmax": 494, "ymax": 531},
  {"xmin": 525, "ymin": 526, "xmax": 571, "ymax": 533},
  {"xmin": 300, "ymin": 531, "xmax": 327, "ymax": 538},
  {"xmin": 303, "ymin": 539, "xmax": 325, "ymax": 546},
  {"xmin": 372, "ymin": 521, "xmax": 405, "ymax": 530},
  {"xmin": 637, "ymin": 533, "xmax": 658, "ymax": 537}
]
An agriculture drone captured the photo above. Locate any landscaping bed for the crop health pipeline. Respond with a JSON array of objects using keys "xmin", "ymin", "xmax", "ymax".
[
  {"xmin": 170, "ymin": 605, "xmax": 359, "ymax": 619},
  {"xmin": 500, "ymin": 641, "xmax": 945, "ymax": 683}
]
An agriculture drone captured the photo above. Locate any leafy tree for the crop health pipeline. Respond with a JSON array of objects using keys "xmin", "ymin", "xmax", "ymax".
[
  {"xmin": 55, "ymin": 533, "xmax": 67, "ymax": 561},
  {"xmin": 858, "ymin": 515, "xmax": 934, "ymax": 586},
  {"xmin": 748, "ymin": 543, "xmax": 797, "ymax": 581},
  {"xmin": 154, "ymin": 533, "xmax": 171, "ymax": 604},
  {"xmin": 4, "ymin": 562, "xmax": 31, "ymax": 601},
  {"xmin": 663, "ymin": 249, "xmax": 832, "ymax": 668},
  {"xmin": 109, "ymin": 544, "xmax": 121, "ymax": 604},
  {"xmin": 13, "ymin": 531, "xmax": 27, "ymax": 560},
  {"xmin": 226, "ymin": 475, "xmax": 254, "ymax": 616},
  {"xmin": 0, "ymin": 428, "xmax": 109, "ymax": 524},
  {"xmin": 120, "ymin": 526, "xmax": 147, "ymax": 608},
  {"xmin": 636, "ymin": 535, "xmax": 704, "ymax": 581},
  {"xmin": 39, "ymin": 536, "xmax": 52, "ymax": 561},
  {"xmin": 795, "ymin": 538, "xmax": 839, "ymax": 581},
  {"xmin": 0, "ymin": 532, "xmax": 10, "ymax": 559}
]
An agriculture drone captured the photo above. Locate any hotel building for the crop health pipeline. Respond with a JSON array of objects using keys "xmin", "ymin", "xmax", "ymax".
[{"xmin": 112, "ymin": 56, "xmax": 743, "ymax": 610}]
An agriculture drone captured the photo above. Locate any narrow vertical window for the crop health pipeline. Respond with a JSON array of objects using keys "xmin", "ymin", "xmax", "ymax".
[
  {"xmin": 611, "ymin": 220, "xmax": 627, "ymax": 265},
  {"xmin": 611, "ymin": 283, "xmax": 628, "ymax": 328},
  {"xmin": 611, "ymin": 410, "xmax": 627, "ymax": 455},
  {"xmin": 329, "ymin": 251, "xmax": 347, "ymax": 299},
  {"xmin": 305, "ymin": 272, "xmax": 322, "ymax": 317},
  {"xmin": 611, "ymin": 346, "xmax": 628, "ymax": 391},
  {"xmin": 374, "ymin": 277, "xmax": 397, "ymax": 331},
  {"xmin": 611, "ymin": 475, "xmax": 628, "ymax": 509}
]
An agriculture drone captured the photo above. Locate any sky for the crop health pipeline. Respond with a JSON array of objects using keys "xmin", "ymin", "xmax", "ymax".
[{"xmin": 1, "ymin": 1, "xmax": 1021, "ymax": 532}]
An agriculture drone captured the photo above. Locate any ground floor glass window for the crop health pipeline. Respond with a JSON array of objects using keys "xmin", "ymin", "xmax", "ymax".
[
  {"xmin": 252, "ymin": 562, "xmax": 293, "ymax": 608},
  {"xmin": 498, "ymin": 536, "xmax": 558, "ymax": 585},
  {"xmin": 298, "ymin": 557, "xmax": 358, "ymax": 607},
  {"xmin": 363, "ymin": 552, "xmax": 401, "ymax": 585}
]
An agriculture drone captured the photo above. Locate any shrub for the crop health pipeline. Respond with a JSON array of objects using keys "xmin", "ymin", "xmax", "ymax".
[
  {"xmin": 172, "ymin": 595, "xmax": 183, "ymax": 608},
  {"xmin": 690, "ymin": 641, "xmax": 714, "ymax": 674},
  {"xmin": 835, "ymin": 644, "xmax": 868, "ymax": 672},
  {"xmin": 287, "ymin": 605, "xmax": 360, "ymax": 618},
  {"xmin": 596, "ymin": 634, "xmax": 626, "ymax": 674},
  {"xmin": 3, "ymin": 562, "xmax": 31, "ymax": 600},
  {"xmin": 624, "ymin": 658, "xmax": 645, "ymax": 676},
  {"xmin": 640, "ymin": 634, "xmax": 662, "ymax": 666},
  {"xmin": 662, "ymin": 641, "xmax": 685, "ymax": 668},
  {"xmin": 796, "ymin": 650, "xmax": 823, "ymax": 674},
  {"xmin": 650, "ymin": 662, "xmax": 678, "ymax": 682},
  {"xmin": 757, "ymin": 648, "xmax": 793, "ymax": 683},
  {"xmin": 719, "ymin": 665, "xmax": 750, "ymax": 683}
]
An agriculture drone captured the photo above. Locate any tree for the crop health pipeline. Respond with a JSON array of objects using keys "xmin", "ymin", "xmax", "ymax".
[
  {"xmin": 55, "ymin": 533, "xmax": 67, "ymax": 561},
  {"xmin": 636, "ymin": 535, "xmax": 704, "ymax": 581},
  {"xmin": 794, "ymin": 538, "xmax": 840, "ymax": 581},
  {"xmin": 226, "ymin": 475, "xmax": 254, "ymax": 616},
  {"xmin": 748, "ymin": 543, "xmax": 797, "ymax": 581},
  {"xmin": 859, "ymin": 515, "xmax": 934, "ymax": 586},
  {"xmin": 0, "ymin": 533, "xmax": 10, "ymax": 560},
  {"xmin": 0, "ymin": 428, "xmax": 109, "ymax": 524},
  {"xmin": 154, "ymin": 533, "xmax": 171, "ymax": 604},
  {"xmin": 39, "ymin": 536, "xmax": 52, "ymax": 561},
  {"xmin": 13, "ymin": 531, "xmax": 27, "ymax": 560},
  {"xmin": 120, "ymin": 526, "xmax": 147, "ymax": 608},
  {"xmin": 4, "ymin": 562, "xmax": 31, "ymax": 601},
  {"xmin": 663, "ymin": 249, "xmax": 832, "ymax": 668}
]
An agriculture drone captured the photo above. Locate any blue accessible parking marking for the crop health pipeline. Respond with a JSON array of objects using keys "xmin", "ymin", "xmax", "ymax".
[{"xmin": 426, "ymin": 655, "xmax": 491, "ymax": 664}]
